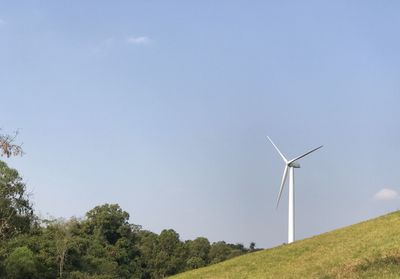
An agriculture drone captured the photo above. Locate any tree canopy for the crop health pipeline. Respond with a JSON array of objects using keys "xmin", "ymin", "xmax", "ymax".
[{"xmin": 0, "ymin": 161, "xmax": 35, "ymax": 241}]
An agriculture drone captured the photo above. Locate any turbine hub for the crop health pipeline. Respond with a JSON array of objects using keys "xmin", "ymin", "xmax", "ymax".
[{"xmin": 288, "ymin": 162, "xmax": 301, "ymax": 168}]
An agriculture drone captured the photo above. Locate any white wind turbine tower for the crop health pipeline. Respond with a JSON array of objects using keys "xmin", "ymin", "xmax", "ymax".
[{"xmin": 267, "ymin": 137, "xmax": 323, "ymax": 244}]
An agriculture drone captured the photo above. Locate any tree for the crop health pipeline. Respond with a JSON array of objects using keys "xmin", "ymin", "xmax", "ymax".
[
  {"xmin": 185, "ymin": 237, "xmax": 210, "ymax": 268},
  {"xmin": 137, "ymin": 230, "xmax": 159, "ymax": 278},
  {"xmin": 80, "ymin": 204, "xmax": 142, "ymax": 278},
  {"xmin": 4, "ymin": 246, "xmax": 37, "ymax": 279},
  {"xmin": 84, "ymin": 204, "xmax": 138, "ymax": 245},
  {"xmin": 153, "ymin": 229, "xmax": 186, "ymax": 278},
  {"xmin": 0, "ymin": 161, "xmax": 35, "ymax": 241},
  {"xmin": 0, "ymin": 130, "xmax": 23, "ymax": 158},
  {"xmin": 209, "ymin": 241, "xmax": 234, "ymax": 264},
  {"xmin": 185, "ymin": 257, "xmax": 205, "ymax": 269},
  {"xmin": 47, "ymin": 219, "xmax": 77, "ymax": 279}
]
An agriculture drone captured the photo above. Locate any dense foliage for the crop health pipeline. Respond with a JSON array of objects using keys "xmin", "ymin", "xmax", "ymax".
[
  {"xmin": 0, "ymin": 161, "xmax": 258, "ymax": 278},
  {"xmin": 0, "ymin": 161, "xmax": 35, "ymax": 241}
]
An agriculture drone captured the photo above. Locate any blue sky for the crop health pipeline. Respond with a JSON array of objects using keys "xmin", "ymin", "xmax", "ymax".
[{"xmin": 1, "ymin": 1, "xmax": 400, "ymax": 248}]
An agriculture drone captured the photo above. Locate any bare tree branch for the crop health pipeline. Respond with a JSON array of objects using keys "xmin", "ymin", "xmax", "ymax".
[{"xmin": 0, "ymin": 130, "xmax": 24, "ymax": 157}]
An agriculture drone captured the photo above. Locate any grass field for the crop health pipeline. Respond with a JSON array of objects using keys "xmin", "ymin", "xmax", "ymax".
[{"xmin": 171, "ymin": 211, "xmax": 400, "ymax": 278}]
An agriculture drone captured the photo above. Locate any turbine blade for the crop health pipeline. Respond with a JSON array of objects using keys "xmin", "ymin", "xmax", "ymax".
[
  {"xmin": 267, "ymin": 136, "xmax": 287, "ymax": 163},
  {"xmin": 276, "ymin": 165, "xmax": 289, "ymax": 208},
  {"xmin": 288, "ymin": 145, "xmax": 323, "ymax": 164}
]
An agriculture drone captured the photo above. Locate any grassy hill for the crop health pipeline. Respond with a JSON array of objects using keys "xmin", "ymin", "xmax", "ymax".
[{"xmin": 171, "ymin": 211, "xmax": 400, "ymax": 278}]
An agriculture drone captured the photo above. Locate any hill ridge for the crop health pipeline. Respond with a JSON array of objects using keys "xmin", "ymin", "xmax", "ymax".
[{"xmin": 172, "ymin": 211, "xmax": 400, "ymax": 278}]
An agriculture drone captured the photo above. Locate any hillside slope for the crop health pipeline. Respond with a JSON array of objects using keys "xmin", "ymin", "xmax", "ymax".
[{"xmin": 172, "ymin": 211, "xmax": 400, "ymax": 278}]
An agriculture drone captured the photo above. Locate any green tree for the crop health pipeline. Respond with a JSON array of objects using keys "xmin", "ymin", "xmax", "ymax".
[
  {"xmin": 153, "ymin": 229, "xmax": 186, "ymax": 278},
  {"xmin": 0, "ymin": 161, "xmax": 35, "ymax": 241},
  {"xmin": 4, "ymin": 246, "xmax": 37, "ymax": 279},
  {"xmin": 45, "ymin": 218, "xmax": 79, "ymax": 279},
  {"xmin": 79, "ymin": 204, "xmax": 142, "ymax": 278},
  {"xmin": 84, "ymin": 204, "xmax": 138, "ymax": 245},
  {"xmin": 209, "ymin": 241, "xmax": 234, "ymax": 264},
  {"xmin": 137, "ymin": 230, "xmax": 159, "ymax": 278},
  {"xmin": 185, "ymin": 257, "xmax": 205, "ymax": 270},
  {"xmin": 185, "ymin": 237, "xmax": 210, "ymax": 268}
]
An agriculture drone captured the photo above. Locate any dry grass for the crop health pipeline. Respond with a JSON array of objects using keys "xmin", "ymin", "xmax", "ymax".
[{"xmin": 171, "ymin": 211, "xmax": 400, "ymax": 278}]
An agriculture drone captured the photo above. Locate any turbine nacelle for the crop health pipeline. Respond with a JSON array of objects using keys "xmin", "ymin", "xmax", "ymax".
[{"xmin": 288, "ymin": 161, "xmax": 300, "ymax": 168}]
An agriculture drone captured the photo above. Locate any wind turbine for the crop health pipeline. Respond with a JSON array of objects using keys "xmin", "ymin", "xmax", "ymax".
[{"xmin": 267, "ymin": 136, "xmax": 322, "ymax": 244}]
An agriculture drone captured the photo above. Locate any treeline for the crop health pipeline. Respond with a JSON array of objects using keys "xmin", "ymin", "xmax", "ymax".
[{"xmin": 0, "ymin": 160, "xmax": 260, "ymax": 279}]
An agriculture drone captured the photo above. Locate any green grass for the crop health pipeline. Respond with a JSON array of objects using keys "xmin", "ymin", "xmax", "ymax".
[{"xmin": 171, "ymin": 211, "xmax": 400, "ymax": 278}]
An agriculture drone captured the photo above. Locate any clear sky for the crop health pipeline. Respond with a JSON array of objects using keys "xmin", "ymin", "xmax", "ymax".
[{"xmin": 1, "ymin": 1, "xmax": 400, "ymax": 248}]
